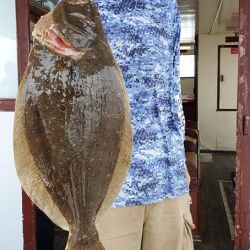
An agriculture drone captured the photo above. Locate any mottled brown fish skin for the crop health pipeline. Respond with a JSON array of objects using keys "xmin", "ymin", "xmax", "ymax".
[{"xmin": 14, "ymin": 1, "xmax": 132, "ymax": 249}]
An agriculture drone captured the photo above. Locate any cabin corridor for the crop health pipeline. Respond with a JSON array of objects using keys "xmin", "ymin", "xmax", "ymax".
[{"xmin": 194, "ymin": 152, "xmax": 235, "ymax": 250}]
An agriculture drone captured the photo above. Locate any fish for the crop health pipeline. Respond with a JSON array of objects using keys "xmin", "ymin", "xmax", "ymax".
[{"xmin": 13, "ymin": 0, "xmax": 133, "ymax": 249}]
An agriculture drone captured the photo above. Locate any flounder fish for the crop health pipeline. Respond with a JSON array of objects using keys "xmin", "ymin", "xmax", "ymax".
[{"xmin": 13, "ymin": 0, "xmax": 132, "ymax": 249}]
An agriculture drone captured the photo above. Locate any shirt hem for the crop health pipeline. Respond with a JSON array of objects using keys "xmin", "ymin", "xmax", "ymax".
[{"xmin": 111, "ymin": 188, "xmax": 189, "ymax": 208}]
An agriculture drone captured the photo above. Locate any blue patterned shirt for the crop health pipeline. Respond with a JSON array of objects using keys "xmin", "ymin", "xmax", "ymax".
[
  {"xmin": 93, "ymin": 0, "xmax": 189, "ymax": 208},
  {"xmin": 94, "ymin": 0, "xmax": 189, "ymax": 208}
]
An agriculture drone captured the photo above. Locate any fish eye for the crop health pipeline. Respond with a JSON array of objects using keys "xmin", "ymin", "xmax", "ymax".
[{"xmin": 69, "ymin": 12, "xmax": 95, "ymax": 27}]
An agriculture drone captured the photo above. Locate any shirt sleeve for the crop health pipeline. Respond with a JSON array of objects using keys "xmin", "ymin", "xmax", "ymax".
[{"xmin": 172, "ymin": 5, "xmax": 186, "ymax": 137}]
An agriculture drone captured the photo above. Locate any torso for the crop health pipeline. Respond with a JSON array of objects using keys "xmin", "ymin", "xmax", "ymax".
[{"xmin": 94, "ymin": 0, "xmax": 189, "ymax": 207}]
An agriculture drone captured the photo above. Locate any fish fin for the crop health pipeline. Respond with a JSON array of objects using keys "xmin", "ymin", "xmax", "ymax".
[{"xmin": 65, "ymin": 235, "xmax": 105, "ymax": 250}]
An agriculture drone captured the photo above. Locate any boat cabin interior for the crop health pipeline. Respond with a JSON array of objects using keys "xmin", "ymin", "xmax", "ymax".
[
  {"xmin": 26, "ymin": 1, "xmax": 240, "ymax": 249},
  {"xmin": 0, "ymin": 0, "xmax": 244, "ymax": 249}
]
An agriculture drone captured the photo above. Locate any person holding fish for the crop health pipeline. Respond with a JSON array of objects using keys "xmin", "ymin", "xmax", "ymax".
[{"xmin": 95, "ymin": 0, "xmax": 195, "ymax": 249}]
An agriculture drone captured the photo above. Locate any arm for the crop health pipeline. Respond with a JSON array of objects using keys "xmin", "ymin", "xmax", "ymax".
[{"xmin": 172, "ymin": 6, "xmax": 191, "ymax": 186}]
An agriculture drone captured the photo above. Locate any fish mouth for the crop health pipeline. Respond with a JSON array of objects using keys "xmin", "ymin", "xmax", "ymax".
[
  {"xmin": 32, "ymin": 1, "xmax": 96, "ymax": 59},
  {"xmin": 33, "ymin": 22, "xmax": 85, "ymax": 60},
  {"xmin": 44, "ymin": 25, "xmax": 79, "ymax": 57}
]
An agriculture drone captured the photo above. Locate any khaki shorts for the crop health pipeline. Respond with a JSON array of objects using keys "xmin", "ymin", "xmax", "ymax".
[{"xmin": 96, "ymin": 193, "xmax": 195, "ymax": 250}]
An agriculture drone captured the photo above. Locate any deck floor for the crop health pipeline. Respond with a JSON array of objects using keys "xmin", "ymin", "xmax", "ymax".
[{"xmin": 194, "ymin": 152, "xmax": 236, "ymax": 250}]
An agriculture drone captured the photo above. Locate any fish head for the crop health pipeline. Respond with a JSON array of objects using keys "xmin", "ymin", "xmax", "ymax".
[{"xmin": 32, "ymin": 0, "xmax": 100, "ymax": 60}]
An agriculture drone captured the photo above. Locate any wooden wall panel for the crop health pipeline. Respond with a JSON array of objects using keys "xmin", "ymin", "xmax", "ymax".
[
  {"xmin": 0, "ymin": 99, "xmax": 15, "ymax": 112},
  {"xmin": 235, "ymin": 0, "xmax": 250, "ymax": 249},
  {"xmin": 15, "ymin": 0, "xmax": 37, "ymax": 250}
]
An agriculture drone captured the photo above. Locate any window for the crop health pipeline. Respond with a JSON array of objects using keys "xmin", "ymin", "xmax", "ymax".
[{"xmin": 180, "ymin": 55, "xmax": 195, "ymax": 78}]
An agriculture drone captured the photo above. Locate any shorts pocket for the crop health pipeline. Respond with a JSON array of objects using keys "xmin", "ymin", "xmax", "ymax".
[{"xmin": 182, "ymin": 212, "xmax": 195, "ymax": 250}]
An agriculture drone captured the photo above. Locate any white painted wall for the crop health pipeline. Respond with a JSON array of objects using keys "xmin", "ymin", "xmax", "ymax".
[
  {"xmin": 0, "ymin": 0, "xmax": 23, "ymax": 249},
  {"xmin": 181, "ymin": 77, "xmax": 194, "ymax": 96},
  {"xmin": 0, "ymin": 0, "xmax": 18, "ymax": 99},
  {"xmin": 0, "ymin": 113, "xmax": 23, "ymax": 250},
  {"xmin": 198, "ymin": 34, "xmax": 237, "ymax": 151}
]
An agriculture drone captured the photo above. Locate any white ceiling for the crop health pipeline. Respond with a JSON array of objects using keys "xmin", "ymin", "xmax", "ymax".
[
  {"xmin": 177, "ymin": 0, "xmax": 239, "ymax": 44},
  {"xmin": 198, "ymin": 0, "xmax": 239, "ymax": 34},
  {"xmin": 177, "ymin": 0, "xmax": 197, "ymax": 44}
]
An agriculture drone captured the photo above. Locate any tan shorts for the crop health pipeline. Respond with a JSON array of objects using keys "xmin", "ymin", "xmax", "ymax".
[{"xmin": 96, "ymin": 193, "xmax": 195, "ymax": 250}]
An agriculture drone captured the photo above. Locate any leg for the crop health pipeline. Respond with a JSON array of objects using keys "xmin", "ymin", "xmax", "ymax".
[
  {"xmin": 141, "ymin": 193, "xmax": 195, "ymax": 250},
  {"xmin": 96, "ymin": 205, "xmax": 145, "ymax": 250}
]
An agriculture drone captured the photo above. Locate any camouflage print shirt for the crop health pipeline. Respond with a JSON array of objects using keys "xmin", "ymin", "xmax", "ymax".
[{"xmin": 95, "ymin": 0, "xmax": 189, "ymax": 208}]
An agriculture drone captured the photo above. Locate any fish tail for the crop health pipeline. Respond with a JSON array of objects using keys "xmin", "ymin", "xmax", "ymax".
[{"xmin": 66, "ymin": 234, "xmax": 105, "ymax": 250}]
